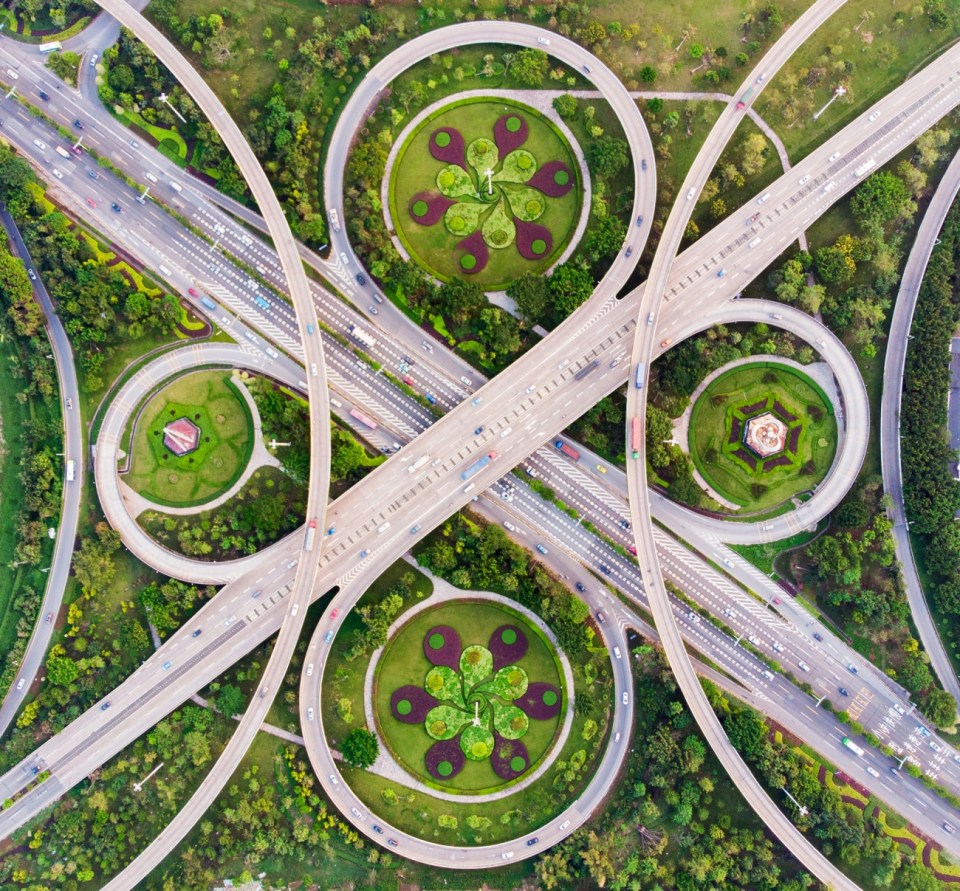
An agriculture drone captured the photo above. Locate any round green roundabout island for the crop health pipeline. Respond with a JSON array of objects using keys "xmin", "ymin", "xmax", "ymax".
[
  {"xmin": 390, "ymin": 96, "xmax": 582, "ymax": 289},
  {"xmin": 124, "ymin": 370, "xmax": 254, "ymax": 508},
  {"xmin": 375, "ymin": 600, "xmax": 565, "ymax": 794},
  {"xmin": 688, "ymin": 362, "xmax": 837, "ymax": 511}
]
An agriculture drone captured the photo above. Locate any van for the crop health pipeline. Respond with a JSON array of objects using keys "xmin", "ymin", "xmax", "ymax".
[
  {"xmin": 613, "ymin": 646, "xmax": 622, "ymax": 660},
  {"xmin": 310, "ymin": 363, "xmax": 318, "ymax": 376},
  {"xmin": 328, "ymin": 208, "xmax": 340, "ymax": 232},
  {"xmin": 757, "ymin": 192, "xmax": 771, "ymax": 204},
  {"xmin": 377, "ymin": 522, "xmax": 391, "ymax": 533},
  {"xmin": 169, "ymin": 181, "xmax": 183, "ymax": 193},
  {"xmin": 822, "ymin": 181, "xmax": 837, "ymax": 194},
  {"xmin": 463, "ymin": 483, "xmax": 476, "ymax": 494},
  {"xmin": 748, "ymin": 237, "xmax": 761, "ymax": 248}
]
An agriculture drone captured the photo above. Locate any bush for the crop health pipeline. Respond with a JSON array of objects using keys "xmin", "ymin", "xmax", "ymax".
[
  {"xmin": 835, "ymin": 501, "xmax": 869, "ymax": 528},
  {"xmin": 341, "ymin": 727, "xmax": 379, "ymax": 769}
]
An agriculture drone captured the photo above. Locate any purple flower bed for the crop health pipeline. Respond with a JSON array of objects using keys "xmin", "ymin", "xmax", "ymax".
[
  {"xmin": 429, "ymin": 127, "xmax": 466, "ymax": 168},
  {"xmin": 517, "ymin": 682, "xmax": 562, "ymax": 720},
  {"xmin": 773, "ymin": 400, "xmax": 797, "ymax": 422},
  {"xmin": 732, "ymin": 448, "xmax": 758, "ymax": 470},
  {"xmin": 786, "ymin": 425, "xmax": 802, "ymax": 453},
  {"xmin": 527, "ymin": 161, "xmax": 575, "ymax": 198},
  {"xmin": 391, "ymin": 685, "xmax": 437, "ymax": 723},
  {"xmin": 493, "ymin": 113, "xmax": 529, "ymax": 155},
  {"xmin": 489, "ymin": 624, "xmax": 529, "ymax": 670},
  {"xmin": 455, "ymin": 230, "xmax": 489, "ymax": 274},
  {"xmin": 741, "ymin": 399, "xmax": 768, "ymax": 416},
  {"xmin": 763, "ymin": 454, "xmax": 794, "ymax": 471},
  {"xmin": 515, "ymin": 220, "xmax": 553, "ymax": 261},
  {"xmin": 422, "ymin": 625, "xmax": 462, "ymax": 669},
  {"xmin": 490, "ymin": 732, "xmax": 530, "ymax": 780},
  {"xmin": 729, "ymin": 417, "xmax": 743, "ymax": 444},
  {"xmin": 425, "ymin": 737, "xmax": 466, "ymax": 781},
  {"xmin": 409, "ymin": 191, "xmax": 455, "ymax": 226}
]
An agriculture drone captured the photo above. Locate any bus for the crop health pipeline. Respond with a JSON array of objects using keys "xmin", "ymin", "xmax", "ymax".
[
  {"xmin": 349, "ymin": 407, "xmax": 378, "ymax": 430},
  {"xmin": 631, "ymin": 417, "xmax": 642, "ymax": 459},
  {"xmin": 573, "ymin": 359, "xmax": 600, "ymax": 381},
  {"xmin": 304, "ymin": 519, "xmax": 317, "ymax": 552},
  {"xmin": 841, "ymin": 736, "xmax": 864, "ymax": 757},
  {"xmin": 635, "ymin": 362, "xmax": 645, "ymax": 389},
  {"xmin": 38, "ymin": 41, "xmax": 62, "ymax": 54},
  {"xmin": 66, "ymin": 459, "xmax": 75, "ymax": 482}
]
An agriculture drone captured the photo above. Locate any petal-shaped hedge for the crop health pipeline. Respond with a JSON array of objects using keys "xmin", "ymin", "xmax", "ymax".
[
  {"xmin": 460, "ymin": 723, "xmax": 495, "ymax": 761},
  {"xmin": 491, "ymin": 664, "xmax": 528, "ymax": 700},
  {"xmin": 429, "ymin": 127, "xmax": 466, "ymax": 167},
  {"xmin": 505, "ymin": 187, "xmax": 546, "ymax": 222},
  {"xmin": 494, "ymin": 113, "xmax": 529, "ymax": 155},
  {"xmin": 489, "ymin": 624, "xmax": 529, "ymax": 669},
  {"xmin": 455, "ymin": 231, "xmax": 489, "ymax": 274},
  {"xmin": 444, "ymin": 201, "xmax": 484, "ymax": 237},
  {"xmin": 425, "ymin": 738, "xmax": 466, "ymax": 780},
  {"xmin": 494, "ymin": 149, "xmax": 537, "ymax": 184},
  {"xmin": 409, "ymin": 191, "xmax": 455, "ymax": 226},
  {"xmin": 481, "ymin": 200, "xmax": 516, "ymax": 249},
  {"xmin": 391, "ymin": 685, "xmax": 437, "ymax": 723},
  {"xmin": 459, "ymin": 645, "xmax": 494, "ymax": 691},
  {"xmin": 492, "ymin": 700, "xmax": 529, "ymax": 739},
  {"xmin": 466, "ymin": 137, "xmax": 499, "ymax": 180},
  {"xmin": 437, "ymin": 164, "xmax": 478, "ymax": 199},
  {"xmin": 425, "ymin": 664, "xmax": 466, "ymax": 708},
  {"xmin": 526, "ymin": 160, "xmax": 574, "ymax": 197},
  {"xmin": 517, "ymin": 682, "xmax": 562, "ymax": 720},
  {"xmin": 426, "ymin": 704, "xmax": 474, "ymax": 740},
  {"xmin": 491, "ymin": 732, "xmax": 530, "ymax": 780},
  {"xmin": 423, "ymin": 625, "xmax": 462, "ymax": 668},
  {"xmin": 515, "ymin": 220, "xmax": 553, "ymax": 261}
]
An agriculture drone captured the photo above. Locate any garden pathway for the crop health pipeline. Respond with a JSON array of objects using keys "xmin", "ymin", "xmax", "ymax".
[
  {"xmin": 672, "ymin": 355, "xmax": 844, "ymax": 510},
  {"xmin": 118, "ymin": 372, "xmax": 280, "ymax": 519},
  {"xmin": 354, "ymin": 556, "xmax": 577, "ymax": 804}
]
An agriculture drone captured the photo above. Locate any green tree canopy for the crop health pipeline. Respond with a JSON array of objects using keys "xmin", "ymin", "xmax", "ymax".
[{"xmin": 341, "ymin": 727, "xmax": 379, "ymax": 769}]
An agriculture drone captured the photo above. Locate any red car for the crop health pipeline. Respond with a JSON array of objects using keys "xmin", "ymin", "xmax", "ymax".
[
  {"xmin": 330, "ymin": 608, "xmax": 339, "ymax": 619},
  {"xmin": 772, "ymin": 596, "xmax": 782, "ymax": 605},
  {"xmin": 628, "ymin": 545, "xmax": 637, "ymax": 556},
  {"xmin": 85, "ymin": 197, "xmax": 96, "ymax": 208},
  {"xmin": 736, "ymin": 100, "xmax": 746, "ymax": 110},
  {"xmin": 188, "ymin": 287, "xmax": 199, "ymax": 297}
]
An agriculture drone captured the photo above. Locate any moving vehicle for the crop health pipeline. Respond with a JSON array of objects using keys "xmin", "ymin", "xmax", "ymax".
[
  {"xmin": 39, "ymin": 41, "xmax": 62, "ymax": 54},
  {"xmin": 356, "ymin": 273, "xmax": 366, "ymax": 285},
  {"xmin": 854, "ymin": 158, "xmax": 876, "ymax": 178},
  {"xmin": 460, "ymin": 450, "xmax": 499, "ymax": 481},
  {"xmin": 347, "ymin": 323, "xmax": 377, "ymax": 348},
  {"xmin": 349, "ymin": 407, "xmax": 378, "ymax": 429},
  {"xmin": 328, "ymin": 208, "xmax": 340, "ymax": 231},
  {"xmin": 66, "ymin": 459, "xmax": 75, "ymax": 482},
  {"xmin": 735, "ymin": 87, "xmax": 755, "ymax": 110},
  {"xmin": 660, "ymin": 338, "xmax": 672, "ymax": 349},
  {"xmin": 304, "ymin": 519, "xmax": 318, "ymax": 552},
  {"xmin": 201, "ymin": 296, "xmax": 217, "ymax": 312},
  {"xmin": 55, "ymin": 145, "xmax": 71, "ymax": 159},
  {"xmin": 554, "ymin": 440, "xmax": 580, "ymax": 461},
  {"xmin": 757, "ymin": 192, "xmax": 771, "ymax": 204},
  {"xmin": 842, "ymin": 736, "xmax": 865, "ymax": 757},
  {"xmin": 575, "ymin": 582, "xmax": 586, "ymax": 593},
  {"xmin": 111, "ymin": 203, "xmax": 122, "ymax": 213},
  {"xmin": 813, "ymin": 632, "xmax": 823, "ymax": 642},
  {"xmin": 45, "ymin": 612, "xmax": 52, "ymax": 623},
  {"xmin": 38, "ymin": 90, "xmax": 49, "ymax": 101},
  {"xmin": 839, "ymin": 687, "xmax": 849, "ymax": 696},
  {"xmin": 89, "ymin": 52, "xmax": 99, "ymax": 67},
  {"xmin": 573, "ymin": 359, "xmax": 600, "ymax": 380},
  {"xmin": 192, "ymin": 629, "xmax": 202, "ymax": 637},
  {"xmin": 631, "ymin": 416, "xmax": 642, "ymax": 459},
  {"xmin": 536, "ymin": 544, "xmax": 548, "ymax": 555}
]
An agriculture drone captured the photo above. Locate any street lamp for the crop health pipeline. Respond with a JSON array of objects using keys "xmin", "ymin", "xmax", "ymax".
[{"xmin": 813, "ymin": 85, "xmax": 846, "ymax": 121}]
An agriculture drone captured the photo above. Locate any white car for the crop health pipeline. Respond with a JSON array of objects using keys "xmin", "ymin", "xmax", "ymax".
[
  {"xmin": 89, "ymin": 53, "xmax": 99, "ymax": 67},
  {"xmin": 798, "ymin": 660, "xmax": 810, "ymax": 672}
]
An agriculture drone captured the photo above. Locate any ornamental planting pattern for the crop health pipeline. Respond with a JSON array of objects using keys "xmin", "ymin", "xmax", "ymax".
[
  {"xmin": 389, "ymin": 624, "xmax": 561, "ymax": 783},
  {"xmin": 408, "ymin": 113, "xmax": 574, "ymax": 275}
]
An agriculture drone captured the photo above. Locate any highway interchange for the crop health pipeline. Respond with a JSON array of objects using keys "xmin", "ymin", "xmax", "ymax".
[{"xmin": 1, "ymin": 1, "xmax": 960, "ymax": 885}]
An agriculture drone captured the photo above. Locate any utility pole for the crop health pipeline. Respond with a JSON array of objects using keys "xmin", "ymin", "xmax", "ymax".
[
  {"xmin": 781, "ymin": 786, "xmax": 809, "ymax": 817},
  {"xmin": 813, "ymin": 85, "xmax": 847, "ymax": 121},
  {"xmin": 133, "ymin": 761, "xmax": 164, "ymax": 793}
]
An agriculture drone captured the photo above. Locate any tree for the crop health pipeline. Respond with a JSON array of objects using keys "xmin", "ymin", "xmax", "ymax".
[
  {"xmin": 436, "ymin": 278, "xmax": 484, "ymax": 326},
  {"xmin": 586, "ymin": 136, "xmax": 629, "ymax": 178},
  {"xmin": 216, "ymin": 684, "xmax": 245, "ymax": 718},
  {"xmin": 507, "ymin": 272, "xmax": 548, "ymax": 325},
  {"xmin": 511, "ymin": 48, "xmax": 549, "ymax": 86},
  {"xmin": 646, "ymin": 97, "xmax": 663, "ymax": 114},
  {"xmin": 552, "ymin": 94, "xmax": 578, "ymax": 119},
  {"xmin": 851, "ymin": 171, "xmax": 916, "ymax": 237},
  {"xmin": 639, "ymin": 64, "xmax": 657, "ymax": 83},
  {"xmin": 923, "ymin": 688, "xmax": 957, "ymax": 729},
  {"xmin": 341, "ymin": 727, "xmax": 378, "ymax": 769},
  {"xmin": 814, "ymin": 245, "xmax": 856, "ymax": 285},
  {"xmin": 548, "ymin": 261, "xmax": 594, "ymax": 319},
  {"xmin": 583, "ymin": 215, "xmax": 626, "ymax": 266}
]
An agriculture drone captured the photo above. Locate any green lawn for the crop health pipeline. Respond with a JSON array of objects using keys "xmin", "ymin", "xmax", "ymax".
[
  {"xmin": 125, "ymin": 370, "xmax": 253, "ymax": 507},
  {"xmin": 689, "ymin": 362, "xmax": 837, "ymax": 510},
  {"xmin": 374, "ymin": 600, "xmax": 563, "ymax": 794},
  {"xmin": 390, "ymin": 97, "xmax": 581, "ymax": 289}
]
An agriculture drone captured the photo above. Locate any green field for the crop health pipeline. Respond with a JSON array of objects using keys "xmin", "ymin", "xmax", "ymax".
[
  {"xmin": 374, "ymin": 600, "xmax": 563, "ymax": 794},
  {"xmin": 390, "ymin": 97, "xmax": 581, "ymax": 289},
  {"xmin": 689, "ymin": 363, "xmax": 837, "ymax": 511},
  {"xmin": 125, "ymin": 371, "xmax": 253, "ymax": 507}
]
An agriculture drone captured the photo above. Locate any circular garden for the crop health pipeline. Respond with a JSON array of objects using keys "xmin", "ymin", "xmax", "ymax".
[
  {"xmin": 374, "ymin": 600, "xmax": 565, "ymax": 794},
  {"xmin": 125, "ymin": 370, "xmax": 254, "ymax": 508},
  {"xmin": 688, "ymin": 362, "xmax": 838, "ymax": 511},
  {"xmin": 390, "ymin": 97, "xmax": 582, "ymax": 289}
]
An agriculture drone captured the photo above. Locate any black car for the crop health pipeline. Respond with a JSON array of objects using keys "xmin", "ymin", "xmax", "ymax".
[
  {"xmin": 387, "ymin": 839, "xmax": 398, "ymax": 847},
  {"xmin": 641, "ymin": 159, "xmax": 648, "ymax": 171},
  {"xmin": 813, "ymin": 632, "xmax": 823, "ymax": 642},
  {"xmin": 73, "ymin": 119, "xmax": 84, "ymax": 130},
  {"xmin": 356, "ymin": 273, "xmax": 367, "ymax": 285},
  {"xmin": 474, "ymin": 426, "xmax": 484, "ymax": 435},
  {"xmin": 599, "ymin": 564, "xmax": 611, "ymax": 576},
  {"xmin": 526, "ymin": 837, "xmax": 539, "ymax": 846},
  {"xmin": 620, "ymin": 519, "xmax": 631, "ymax": 529},
  {"xmin": 192, "ymin": 628, "xmax": 202, "ymax": 637},
  {"xmin": 839, "ymin": 687, "xmax": 849, "ymax": 696},
  {"xmin": 111, "ymin": 202, "xmax": 122, "ymax": 213},
  {"xmin": 38, "ymin": 90, "xmax": 50, "ymax": 101},
  {"xmin": 372, "ymin": 824, "xmax": 383, "ymax": 834},
  {"xmin": 100, "ymin": 701, "xmax": 111, "ymax": 711},
  {"xmin": 575, "ymin": 582, "xmax": 586, "ymax": 593}
]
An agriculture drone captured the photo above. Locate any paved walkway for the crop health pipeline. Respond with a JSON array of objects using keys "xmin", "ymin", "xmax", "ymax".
[
  {"xmin": 357, "ymin": 556, "xmax": 576, "ymax": 804},
  {"xmin": 672, "ymin": 356, "xmax": 844, "ymax": 511},
  {"xmin": 119, "ymin": 371, "xmax": 280, "ymax": 519}
]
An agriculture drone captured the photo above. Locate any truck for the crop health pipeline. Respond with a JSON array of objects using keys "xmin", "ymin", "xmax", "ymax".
[
  {"xmin": 460, "ymin": 450, "xmax": 499, "ymax": 481},
  {"xmin": 349, "ymin": 407, "xmax": 378, "ymax": 430},
  {"xmin": 66, "ymin": 459, "xmax": 75, "ymax": 482},
  {"xmin": 407, "ymin": 455, "xmax": 429, "ymax": 474},
  {"xmin": 554, "ymin": 440, "xmax": 580, "ymax": 462},
  {"xmin": 635, "ymin": 362, "xmax": 645, "ymax": 389},
  {"xmin": 55, "ymin": 145, "xmax": 71, "ymax": 160},
  {"xmin": 735, "ymin": 87, "xmax": 755, "ymax": 110},
  {"xmin": 631, "ymin": 417, "xmax": 642, "ymax": 459},
  {"xmin": 854, "ymin": 158, "xmax": 876, "ymax": 178},
  {"xmin": 347, "ymin": 323, "xmax": 378, "ymax": 349},
  {"xmin": 841, "ymin": 736, "xmax": 865, "ymax": 757},
  {"xmin": 574, "ymin": 359, "xmax": 600, "ymax": 381}
]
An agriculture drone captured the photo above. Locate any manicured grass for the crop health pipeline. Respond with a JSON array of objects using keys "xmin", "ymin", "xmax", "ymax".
[
  {"xmin": 374, "ymin": 600, "xmax": 563, "ymax": 794},
  {"xmin": 125, "ymin": 370, "xmax": 253, "ymax": 507},
  {"xmin": 729, "ymin": 526, "xmax": 822, "ymax": 577},
  {"xmin": 689, "ymin": 362, "xmax": 837, "ymax": 511},
  {"xmin": 390, "ymin": 97, "xmax": 581, "ymax": 289}
]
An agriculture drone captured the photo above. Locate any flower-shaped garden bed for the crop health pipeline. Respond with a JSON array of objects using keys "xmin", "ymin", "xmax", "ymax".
[
  {"xmin": 391, "ymin": 98, "xmax": 582, "ymax": 289},
  {"xmin": 375, "ymin": 600, "xmax": 566, "ymax": 793}
]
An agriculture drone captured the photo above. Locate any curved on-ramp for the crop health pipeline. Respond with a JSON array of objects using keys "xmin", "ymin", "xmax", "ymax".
[
  {"xmin": 89, "ymin": 1, "xmax": 333, "ymax": 888},
  {"xmin": 624, "ymin": 0, "xmax": 860, "ymax": 886},
  {"xmin": 881, "ymin": 147, "xmax": 960, "ymax": 706}
]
